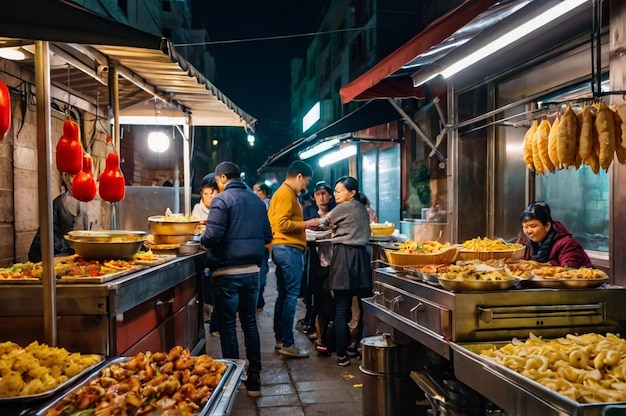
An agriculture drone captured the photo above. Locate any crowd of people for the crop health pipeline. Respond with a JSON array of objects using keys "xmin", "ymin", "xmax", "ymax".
[{"xmin": 195, "ymin": 159, "xmax": 374, "ymax": 397}]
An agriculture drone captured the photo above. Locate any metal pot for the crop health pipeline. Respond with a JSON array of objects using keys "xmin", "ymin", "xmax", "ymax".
[
  {"xmin": 148, "ymin": 215, "xmax": 199, "ymax": 235},
  {"xmin": 400, "ymin": 219, "xmax": 448, "ymax": 243},
  {"xmin": 152, "ymin": 234, "xmax": 194, "ymax": 244},
  {"xmin": 65, "ymin": 238, "xmax": 145, "ymax": 260},
  {"xmin": 361, "ymin": 334, "xmax": 413, "ymax": 374}
]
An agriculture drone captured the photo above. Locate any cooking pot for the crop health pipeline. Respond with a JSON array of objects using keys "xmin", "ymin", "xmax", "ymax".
[
  {"xmin": 400, "ymin": 219, "xmax": 448, "ymax": 243},
  {"xmin": 152, "ymin": 234, "xmax": 194, "ymax": 244},
  {"xmin": 148, "ymin": 215, "xmax": 199, "ymax": 235}
]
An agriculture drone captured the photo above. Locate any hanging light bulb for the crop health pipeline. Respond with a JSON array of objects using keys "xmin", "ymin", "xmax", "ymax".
[{"xmin": 147, "ymin": 131, "xmax": 170, "ymax": 153}]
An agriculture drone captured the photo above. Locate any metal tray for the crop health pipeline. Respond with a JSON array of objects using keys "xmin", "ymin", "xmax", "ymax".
[
  {"xmin": 437, "ymin": 276, "xmax": 520, "ymax": 291},
  {"xmin": 35, "ymin": 356, "xmax": 235, "ymax": 416},
  {"xmin": 0, "ymin": 355, "xmax": 104, "ymax": 403},
  {"xmin": 522, "ymin": 276, "xmax": 609, "ymax": 289},
  {"xmin": 451, "ymin": 342, "xmax": 623, "ymax": 416}
]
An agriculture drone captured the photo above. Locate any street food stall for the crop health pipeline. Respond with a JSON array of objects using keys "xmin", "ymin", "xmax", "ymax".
[
  {"xmin": 0, "ymin": 1, "xmax": 254, "ymax": 414},
  {"xmin": 338, "ymin": 0, "xmax": 626, "ymax": 414}
]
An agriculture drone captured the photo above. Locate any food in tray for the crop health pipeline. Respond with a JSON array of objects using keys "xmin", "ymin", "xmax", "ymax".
[
  {"xmin": 532, "ymin": 266, "xmax": 607, "ymax": 280},
  {"xmin": 43, "ymin": 346, "xmax": 227, "ymax": 416},
  {"xmin": 461, "ymin": 237, "xmax": 521, "ymax": 252},
  {"xmin": 0, "ymin": 341, "xmax": 101, "ymax": 397},
  {"xmin": 479, "ymin": 332, "xmax": 626, "ymax": 403},
  {"xmin": 395, "ymin": 239, "xmax": 451, "ymax": 254},
  {"xmin": 413, "ymin": 264, "xmax": 450, "ymax": 275},
  {"xmin": 0, "ymin": 256, "xmax": 139, "ymax": 281},
  {"xmin": 0, "ymin": 262, "xmax": 42, "ymax": 280},
  {"xmin": 483, "ymin": 259, "xmax": 547, "ymax": 279},
  {"xmin": 438, "ymin": 262, "xmax": 516, "ymax": 282}
]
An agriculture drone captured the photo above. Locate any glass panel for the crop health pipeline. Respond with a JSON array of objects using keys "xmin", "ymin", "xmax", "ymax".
[
  {"xmin": 378, "ymin": 146, "xmax": 401, "ymax": 227},
  {"xmin": 535, "ymin": 166, "xmax": 609, "ymax": 252},
  {"xmin": 362, "ymin": 149, "xmax": 378, "ymax": 214}
]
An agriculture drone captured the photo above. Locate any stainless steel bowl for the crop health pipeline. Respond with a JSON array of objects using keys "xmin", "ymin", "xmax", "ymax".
[
  {"xmin": 437, "ymin": 276, "xmax": 520, "ymax": 291},
  {"xmin": 65, "ymin": 236, "xmax": 146, "ymax": 260},
  {"xmin": 521, "ymin": 276, "xmax": 608, "ymax": 289}
]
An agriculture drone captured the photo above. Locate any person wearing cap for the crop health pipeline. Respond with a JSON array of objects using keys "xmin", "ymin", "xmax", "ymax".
[
  {"xmin": 268, "ymin": 160, "xmax": 319, "ymax": 358},
  {"xmin": 200, "ymin": 161, "xmax": 272, "ymax": 397},
  {"xmin": 299, "ymin": 181, "xmax": 336, "ymax": 346},
  {"xmin": 514, "ymin": 201, "xmax": 591, "ymax": 268}
]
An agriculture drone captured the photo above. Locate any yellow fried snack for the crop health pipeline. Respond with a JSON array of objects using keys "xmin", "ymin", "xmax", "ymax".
[
  {"xmin": 523, "ymin": 119, "xmax": 538, "ymax": 171},
  {"xmin": 537, "ymin": 119, "xmax": 554, "ymax": 173},
  {"xmin": 461, "ymin": 237, "xmax": 518, "ymax": 252},
  {"xmin": 531, "ymin": 120, "xmax": 545, "ymax": 174},
  {"xmin": 557, "ymin": 104, "xmax": 578, "ymax": 169},
  {"xmin": 395, "ymin": 239, "xmax": 451, "ymax": 254},
  {"xmin": 548, "ymin": 114, "xmax": 561, "ymax": 169},
  {"xmin": 577, "ymin": 106, "xmax": 594, "ymax": 161},
  {"xmin": 595, "ymin": 102, "xmax": 615, "ymax": 172},
  {"xmin": 480, "ymin": 333, "xmax": 626, "ymax": 404}
]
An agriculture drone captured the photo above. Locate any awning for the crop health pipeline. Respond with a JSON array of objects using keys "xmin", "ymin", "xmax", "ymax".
[
  {"xmin": 340, "ymin": 0, "xmax": 593, "ymax": 104},
  {"xmin": 0, "ymin": 0, "xmax": 255, "ymax": 129},
  {"xmin": 258, "ymin": 99, "xmax": 402, "ymax": 172},
  {"xmin": 339, "ymin": 0, "xmax": 496, "ymax": 104}
]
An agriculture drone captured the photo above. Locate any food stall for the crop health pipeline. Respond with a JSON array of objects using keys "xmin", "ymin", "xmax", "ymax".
[
  {"xmin": 0, "ymin": 2, "xmax": 256, "ymax": 413},
  {"xmin": 339, "ymin": 0, "xmax": 626, "ymax": 414}
]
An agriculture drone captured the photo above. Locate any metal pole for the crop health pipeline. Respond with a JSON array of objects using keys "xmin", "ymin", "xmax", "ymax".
[
  {"xmin": 109, "ymin": 65, "xmax": 120, "ymax": 229},
  {"xmin": 183, "ymin": 119, "xmax": 191, "ymax": 216},
  {"xmin": 35, "ymin": 40, "xmax": 57, "ymax": 346}
]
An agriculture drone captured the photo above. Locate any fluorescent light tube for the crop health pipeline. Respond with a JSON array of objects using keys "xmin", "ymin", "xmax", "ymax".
[
  {"xmin": 318, "ymin": 145, "xmax": 356, "ymax": 167},
  {"xmin": 441, "ymin": 0, "xmax": 588, "ymax": 78},
  {"xmin": 299, "ymin": 138, "xmax": 340, "ymax": 160}
]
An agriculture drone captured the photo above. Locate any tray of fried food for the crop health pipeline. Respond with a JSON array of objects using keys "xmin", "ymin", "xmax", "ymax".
[
  {"xmin": 481, "ymin": 258, "xmax": 548, "ymax": 280},
  {"xmin": 37, "ymin": 346, "xmax": 232, "ymax": 416},
  {"xmin": 0, "ymin": 341, "xmax": 103, "ymax": 402},
  {"xmin": 477, "ymin": 332, "xmax": 626, "ymax": 404},
  {"xmin": 437, "ymin": 260, "xmax": 520, "ymax": 291},
  {"xmin": 402, "ymin": 264, "xmax": 449, "ymax": 284},
  {"xmin": 525, "ymin": 266, "xmax": 609, "ymax": 289}
]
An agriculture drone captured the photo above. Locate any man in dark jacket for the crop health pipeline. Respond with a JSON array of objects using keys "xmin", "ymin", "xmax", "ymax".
[{"xmin": 200, "ymin": 161, "xmax": 272, "ymax": 397}]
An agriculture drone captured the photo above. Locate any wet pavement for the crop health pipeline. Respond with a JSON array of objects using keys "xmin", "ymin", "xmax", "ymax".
[{"xmin": 204, "ymin": 263, "xmax": 365, "ymax": 415}]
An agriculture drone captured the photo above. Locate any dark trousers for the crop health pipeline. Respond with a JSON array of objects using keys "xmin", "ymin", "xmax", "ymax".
[
  {"xmin": 213, "ymin": 272, "xmax": 261, "ymax": 374},
  {"xmin": 334, "ymin": 288, "xmax": 371, "ymax": 357}
]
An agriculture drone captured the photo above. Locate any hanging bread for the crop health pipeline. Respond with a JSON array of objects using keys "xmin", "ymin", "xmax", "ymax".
[
  {"xmin": 536, "ymin": 119, "xmax": 554, "ymax": 173},
  {"xmin": 584, "ymin": 118, "xmax": 601, "ymax": 174},
  {"xmin": 612, "ymin": 107, "xmax": 626, "ymax": 164},
  {"xmin": 531, "ymin": 121, "xmax": 545, "ymax": 174},
  {"xmin": 616, "ymin": 104, "xmax": 626, "ymax": 148},
  {"xmin": 595, "ymin": 102, "xmax": 615, "ymax": 171},
  {"xmin": 557, "ymin": 104, "xmax": 578, "ymax": 168},
  {"xmin": 548, "ymin": 114, "xmax": 560, "ymax": 168},
  {"xmin": 522, "ymin": 119, "xmax": 538, "ymax": 171},
  {"xmin": 577, "ymin": 106, "xmax": 594, "ymax": 160}
]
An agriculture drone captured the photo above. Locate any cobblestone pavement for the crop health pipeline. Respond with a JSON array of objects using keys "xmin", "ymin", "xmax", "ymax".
[{"xmin": 204, "ymin": 263, "xmax": 365, "ymax": 416}]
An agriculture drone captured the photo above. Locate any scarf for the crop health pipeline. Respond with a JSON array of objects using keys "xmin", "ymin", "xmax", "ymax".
[{"xmin": 528, "ymin": 226, "xmax": 557, "ymax": 263}]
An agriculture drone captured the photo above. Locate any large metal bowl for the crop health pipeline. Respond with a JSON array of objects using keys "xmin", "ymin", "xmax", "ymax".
[
  {"xmin": 437, "ymin": 276, "xmax": 520, "ymax": 291},
  {"xmin": 65, "ymin": 234, "xmax": 146, "ymax": 260},
  {"xmin": 148, "ymin": 215, "xmax": 200, "ymax": 235}
]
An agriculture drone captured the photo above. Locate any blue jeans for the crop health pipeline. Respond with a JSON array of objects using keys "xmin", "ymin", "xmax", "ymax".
[
  {"xmin": 213, "ymin": 272, "xmax": 261, "ymax": 374},
  {"xmin": 272, "ymin": 245, "xmax": 304, "ymax": 347},
  {"xmin": 258, "ymin": 248, "xmax": 270, "ymax": 308}
]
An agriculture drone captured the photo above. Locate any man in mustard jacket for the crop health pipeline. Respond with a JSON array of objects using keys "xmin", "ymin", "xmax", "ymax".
[{"xmin": 268, "ymin": 160, "xmax": 318, "ymax": 358}]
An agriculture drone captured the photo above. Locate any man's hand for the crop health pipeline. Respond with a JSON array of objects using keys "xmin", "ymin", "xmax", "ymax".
[{"xmin": 305, "ymin": 218, "xmax": 322, "ymax": 230}]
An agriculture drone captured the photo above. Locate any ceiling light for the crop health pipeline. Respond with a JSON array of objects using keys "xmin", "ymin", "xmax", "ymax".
[
  {"xmin": 147, "ymin": 131, "xmax": 170, "ymax": 153},
  {"xmin": 299, "ymin": 138, "xmax": 340, "ymax": 160},
  {"xmin": 247, "ymin": 134, "xmax": 255, "ymax": 147},
  {"xmin": 0, "ymin": 47, "xmax": 26, "ymax": 61},
  {"xmin": 319, "ymin": 145, "xmax": 356, "ymax": 167}
]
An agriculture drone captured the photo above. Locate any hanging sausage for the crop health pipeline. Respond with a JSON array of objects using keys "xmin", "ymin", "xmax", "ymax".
[
  {"xmin": 98, "ymin": 152, "xmax": 125, "ymax": 203},
  {"xmin": 56, "ymin": 119, "xmax": 83, "ymax": 174},
  {"xmin": 72, "ymin": 154, "xmax": 96, "ymax": 202},
  {"xmin": 0, "ymin": 80, "xmax": 11, "ymax": 140}
]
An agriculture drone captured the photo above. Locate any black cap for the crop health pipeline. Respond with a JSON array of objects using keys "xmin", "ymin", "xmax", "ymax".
[
  {"xmin": 313, "ymin": 181, "xmax": 332, "ymax": 194},
  {"xmin": 215, "ymin": 161, "xmax": 240, "ymax": 176}
]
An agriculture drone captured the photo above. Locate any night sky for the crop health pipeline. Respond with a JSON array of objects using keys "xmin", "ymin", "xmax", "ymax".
[{"xmin": 190, "ymin": 0, "xmax": 329, "ymax": 166}]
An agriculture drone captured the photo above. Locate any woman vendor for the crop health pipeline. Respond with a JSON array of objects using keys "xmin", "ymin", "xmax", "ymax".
[{"xmin": 515, "ymin": 201, "xmax": 592, "ymax": 268}]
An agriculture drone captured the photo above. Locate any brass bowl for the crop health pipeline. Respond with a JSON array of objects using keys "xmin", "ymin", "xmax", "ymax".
[
  {"xmin": 152, "ymin": 234, "xmax": 194, "ymax": 244},
  {"xmin": 148, "ymin": 215, "xmax": 200, "ymax": 235},
  {"xmin": 64, "ymin": 236, "xmax": 145, "ymax": 260},
  {"xmin": 370, "ymin": 223, "xmax": 395, "ymax": 236}
]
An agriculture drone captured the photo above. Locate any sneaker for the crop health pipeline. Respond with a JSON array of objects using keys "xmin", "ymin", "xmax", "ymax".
[
  {"xmin": 211, "ymin": 331, "xmax": 219, "ymax": 337},
  {"xmin": 244, "ymin": 372, "xmax": 261, "ymax": 397},
  {"xmin": 337, "ymin": 356, "xmax": 351, "ymax": 367},
  {"xmin": 278, "ymin": 344, "xmax": 310, "ymax": 358},
  {"xmin": 275, "ymin": 340, "xmax": 283, "ymax": 350},
  {"xmin": 347, "ymin": 342, "xmax": 360, "ymax": 359},
  {"xmin": 315, "ymin": 343, "xmax": 331, "ymax": 357},
  {"xmin": 296, "ymin": 319, "xmax": 309, "ymax": 330}
]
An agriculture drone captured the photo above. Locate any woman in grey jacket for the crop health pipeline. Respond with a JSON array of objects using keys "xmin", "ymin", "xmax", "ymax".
[{"xmin": 319, "ymin": 176, "xmax": 372, "ymax": 367}]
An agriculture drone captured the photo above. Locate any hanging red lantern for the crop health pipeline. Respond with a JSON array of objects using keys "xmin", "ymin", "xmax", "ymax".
[
  {"xmin": 0, "ymin": 81, "xmax": 11, "ymax": 140},
  {"xmin": 56, "ymin": 119, "xmax": 83, "ymax": 174},
  {"xmin": 98, "ymin": 152, "xmax": 125, "ymax": 202},
  {"xmin": 72, "ymin": 154, "xmax": 96, "ymax": 202}
]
